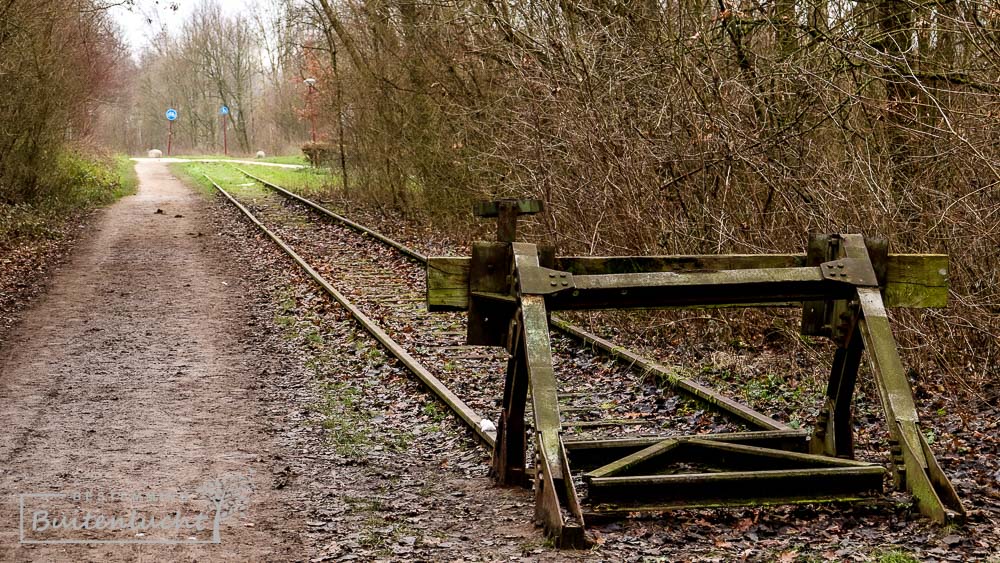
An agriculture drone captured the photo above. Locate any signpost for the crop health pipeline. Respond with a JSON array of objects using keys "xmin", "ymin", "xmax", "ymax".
[
  {"xmin": 165, "ymin": 108, "xmax": 178, "ymax": 156},
  {"xmin": 304, "ymin": 78, "xmax": 317, "ymax": 143},
  {"xmin": 220, "ymin": 105, "xmax": 230, "ymax": 156}
]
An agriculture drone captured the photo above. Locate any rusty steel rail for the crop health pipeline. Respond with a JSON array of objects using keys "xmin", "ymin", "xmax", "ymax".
[
  {"xmin": 233, "ymin": 167, "xmax": 782, "ymax": 431},
  {"xmin": 236, "ymin": 168, "xmax": 426, "ymax": 263},
  {"xmin": 215, "ymin": 171, "xmax": 964, "ymax": 546},
  {"xmin": 206, "ymin": 174, "xmax": 496, "ymax": 447}
]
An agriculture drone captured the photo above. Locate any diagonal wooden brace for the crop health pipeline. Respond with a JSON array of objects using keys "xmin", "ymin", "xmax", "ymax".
[{"xmin": 840, "ymin": 235, "xmax": 966, "ymax": 522}]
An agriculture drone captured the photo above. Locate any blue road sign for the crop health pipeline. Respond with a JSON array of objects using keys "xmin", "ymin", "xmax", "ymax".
[
  {"xmin": 220, "ymin": 105, "xmax": 230, "ymax": 116},
  {"xmin": 165, "ymin": 108, "xmax": 178, "ymax": 121}
]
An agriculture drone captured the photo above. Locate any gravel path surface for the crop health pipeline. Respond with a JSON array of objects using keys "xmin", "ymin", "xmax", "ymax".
[{"xmin": 0, "ymin": 161, "xmax": 303, "ymax": 560}]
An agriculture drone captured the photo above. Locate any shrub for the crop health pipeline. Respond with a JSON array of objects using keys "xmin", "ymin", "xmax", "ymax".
[{"xmin": 301, "ymin": 142, "xmax": 336, "ymax": 167}]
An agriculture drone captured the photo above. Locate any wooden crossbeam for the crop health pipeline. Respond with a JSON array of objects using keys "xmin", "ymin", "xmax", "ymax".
[
  {"xmin": 427, "ymin": 253, "xmax": 948, "ymax": 311},
  {"xmin": 586, "ymin": 465, "xmax": 885, "ymax": 509},
  {"xmin": 564, "ymin": 430, "xmax": 810, "ymax": 470},
  {"xmin": 584, "ymin": 439, "xmax": 681, "ymax": 479},
  {"xmin": 585, "ymin": 439, "xmax": 878, "ymax": 481},
  {"xmin": 542, "ymin": 267, "xmax": 855, "ymax": 310}
]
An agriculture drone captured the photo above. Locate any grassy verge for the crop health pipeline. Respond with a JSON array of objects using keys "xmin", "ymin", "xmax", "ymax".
[
  {"xmin": 170, "ymin": 161, "xmax": 335, "ymax": 199},
  {"xmin": 169, "ymin": 153, "xmax": 309, "ymax": 166},
  {"xmin": 230, "ymin": 163, "xmax": 337, "ymax": 197},
  {"xmin": 0, "ymin": 152, "xmax": 138, "ymax": 243},
  {"xmin": 169, "ymin": 161, "xmax": 271, "ymax": 198}
]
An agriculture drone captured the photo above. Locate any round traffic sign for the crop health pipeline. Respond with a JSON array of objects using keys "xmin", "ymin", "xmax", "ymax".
[
  {"xmin": 220, "ymin": 105, "xmax": 230, "ymax": 115},
  {"xmin": 165, "ymin": 108, "xmax": 178, "ymax": 121}
]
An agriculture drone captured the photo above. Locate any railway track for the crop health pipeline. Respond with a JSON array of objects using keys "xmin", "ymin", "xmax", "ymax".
[
  {"xmin": 206, "ymin": 170, "xmax": 775, "ymax": 449},
  {"xmin": 205, "ymin": 167, "xmax": 965, "ymax": 545}
]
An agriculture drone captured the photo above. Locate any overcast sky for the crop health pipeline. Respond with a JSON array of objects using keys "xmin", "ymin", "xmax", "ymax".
[{"xmin": 110, "ymin": 0, "xmax": 259, "ymax": 55}]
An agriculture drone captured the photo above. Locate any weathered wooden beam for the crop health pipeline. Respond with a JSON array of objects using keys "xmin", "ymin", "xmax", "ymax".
[
  {"xmin": 811, "ymin": 307, "xmax": 864, "ymax": 458},
  {"xmin": 555, "ymin": 253, "xmax": 946, "ymax": 303},
  {"xmin": 585, "ymin": 439, "xmax": 681, "ymax": 479},
  {"xmin": 428, "ymin": 253, "xmax": 947, "ymax": 310},
  {"xmin": 535, "ymin": 436, "xmax": 587, "ymax": 547},
  {"xmin": 681, "ymin": 439, "xmax": 878, "ymax": 469},
  {"xmin": 557, "ymin": 254, "xmax": 807, "ymax": 274},
  {"xmin": 564, "ymin": 430, "xmax": 809, "ymax": 470},
  {"xmin": 467, "ymin": 242, "xmax": 512, "ymax": 346},
  {"xmin": 587, "ymin": 466, "xmax": 884, "ymax": 505},
  {"xmin": 517, "ymin": 284, "xmax": 562, "ymax": 478},
  {"xmin": 841, "ymin": 235, "xmax": 964, "ymax": 523},
  {"xmin": 426, "ymin": 257, "xmax": 470, "ymax": 311},
  {"xmin": 585, "ymin": 438, "xmax": 879, "ymax": 483},
  {"xmin": 885, "ymin": 254, "xmax": 949, "ymax": 308},
  {"xmin": 585, "ymin": 495, "xmax": 878, "ymax": 515},
  {"xmin": 545, "ymin": 267, "xmax": 856, "ymax": 310},
  {"xmin": 511, "ymin": 243, "xmax": 588, "ymax": 546},
  {"xmin": 801, "ymin": 234, "xmax": 838, "ymax": 337},
  {"xmin": 492, "ymin": 311, "xmax": 528, "ymax": 486}
]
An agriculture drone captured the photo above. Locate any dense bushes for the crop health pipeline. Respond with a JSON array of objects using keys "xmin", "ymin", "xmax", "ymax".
[
  {"xmin": 0, "ymin": 153, "xmax": 137, "ymax": 242},
  {"xmin": 0, "ymin": 1, "xmax": 131, "ymax": 243},
  {"xmin": 301, "ymin": 142, "xmax": 338, "ymax": 168},
  {"xmin": 0, "ymin": 0, "xmax": 126, "ymax": 205},
  {"xmin": 304, "ymin": 0, "xmax": 999, "ymax": 394}
]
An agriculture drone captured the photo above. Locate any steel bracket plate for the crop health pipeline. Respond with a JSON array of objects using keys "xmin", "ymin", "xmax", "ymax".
[
  {"xmin": 518, "ymin": 266, "xmax": 575, "ymax": 295},
  {"xmin": 820, "ymin": 258, "xmax": 878, "ymax": 287}
]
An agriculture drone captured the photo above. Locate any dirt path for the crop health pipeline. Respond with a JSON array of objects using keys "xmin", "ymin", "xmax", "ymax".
[{"xmin": 0, "ymin": 161, "xmax": 303, "ymax": 561}]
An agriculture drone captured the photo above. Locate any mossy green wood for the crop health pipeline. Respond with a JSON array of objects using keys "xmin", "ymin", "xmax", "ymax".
[
  {"xmin": 453, "ymin": 231, "xmax": 962, "ymax": 540},
  {"xmin": 840, "ymin": 235, "xmax": 965, "ymax": 522},
  {"xmin": 427, "ymin": 253, "xmax": 947, "ymax": 310},
  {"xmin": 586, "ymin": 438, "xmax": 881, "ymax": 481},
  {"xmin": 564, "ymin": 430, "xmax": 810, "ymax": 470},
  {"xmin": 466, "ymin": 242, "xmax": 513, "ymax": 346},
  {"xmin": 587, "ymin": 466, "xmax": 885, "ymax": 507},
  {"xmin": 426, "ymin": 257, "xmax": 470, "ymax": 311},
  {"xmin": 511, "ymin": 243, "xmax": 587, "ymax": 547}
]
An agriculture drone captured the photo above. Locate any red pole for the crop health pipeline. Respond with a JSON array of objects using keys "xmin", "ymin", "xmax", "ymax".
[
  {"xmin": 223, "ymin": 113, "xmax": 228, "ymax": 156},
  {"xmin": 309, "ymin": 85, "xmax": 317, "ymax": 143},
  {"xmin": 167, "ymin": 120, "xmax": 173, "ymax": 157}
]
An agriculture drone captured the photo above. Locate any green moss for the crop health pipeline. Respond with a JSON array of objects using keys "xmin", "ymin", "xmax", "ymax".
[{"xmin": 875, "ymin": 549, "xmax": 920, "ymax": 563}]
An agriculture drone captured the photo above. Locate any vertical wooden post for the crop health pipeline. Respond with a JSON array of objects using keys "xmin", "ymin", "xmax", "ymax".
[
  {"xmin": 473, "ymin": 199, "xmax": 544, "ymax": 245},
  {"xmin": 497, "ymin": 200, "xmax": 519, "ymax": 243},
  {"xmin": 492, "ymin": 312, "xmax": 528, "ymax": 486},
  {"xmin": 812, "ymin": 312, "xmax": 863, "ymax": 458},
  {"xmin": 466, "ymin": 242, "xmax": 511, "ymax": 347}
]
